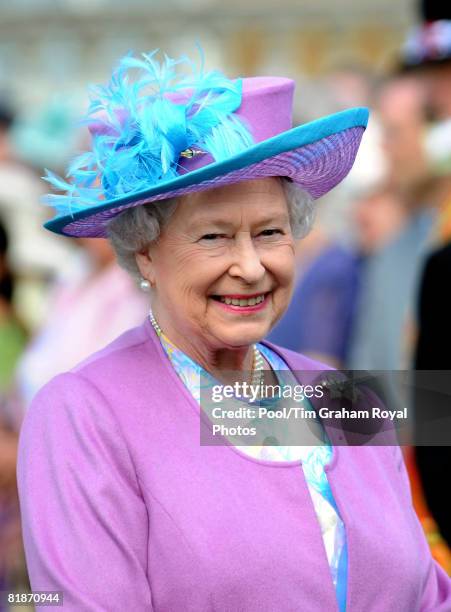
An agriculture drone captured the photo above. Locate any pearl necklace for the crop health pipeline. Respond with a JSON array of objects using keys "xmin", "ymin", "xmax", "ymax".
[{"xmin": 149, "ymin": 311, "xmax": 264, "ymax": 387}]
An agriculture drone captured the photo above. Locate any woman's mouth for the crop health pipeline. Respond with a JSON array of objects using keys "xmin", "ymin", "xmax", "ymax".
[{"xmin": 210, "ymin": 292, "xmax": 270, "ymax": 312}]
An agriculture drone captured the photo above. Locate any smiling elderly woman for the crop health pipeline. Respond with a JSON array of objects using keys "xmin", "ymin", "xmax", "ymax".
[
  {"xmin": 107, "ymin": 177, "xmax": 311, "ymax": 367},
  {"xmin": 17, "ymin": 51, "xmax": 451, "ymax": 612}
]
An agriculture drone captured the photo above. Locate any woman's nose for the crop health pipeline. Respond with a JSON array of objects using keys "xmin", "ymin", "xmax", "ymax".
[{"xmin": 227, "ymin": 234, "xmax": 265, "ymax": 284}]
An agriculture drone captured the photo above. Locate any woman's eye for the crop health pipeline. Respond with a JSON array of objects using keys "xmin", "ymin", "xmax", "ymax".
[
  {"xmin": 200, "ymin": 233, "xmax": 224, "ymax": 241},
  {"xmin": 259, "ymin": 229, "xmax": 283, "ymax": 237}
]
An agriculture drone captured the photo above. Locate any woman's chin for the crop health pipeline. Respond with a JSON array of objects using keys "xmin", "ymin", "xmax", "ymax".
[{"xmin": 211, "ymin": 323, "xmax": 271, "ymax": 350}]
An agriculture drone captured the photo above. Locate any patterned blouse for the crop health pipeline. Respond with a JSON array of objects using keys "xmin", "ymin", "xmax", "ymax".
[{"xmin": 152, "ymin": 321, "xmax": 348, "ymax": 611}]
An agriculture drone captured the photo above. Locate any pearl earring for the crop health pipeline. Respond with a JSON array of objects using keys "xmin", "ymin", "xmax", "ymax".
[{"xmin": 139, "ymin": 278, "xmax": 151, "ymax": 292}]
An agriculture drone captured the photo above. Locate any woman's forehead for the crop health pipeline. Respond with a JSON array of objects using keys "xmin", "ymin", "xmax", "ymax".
[
  {"xmin": 181, "ymin": 177, "xmax": 283, "ymax": 203},
  {"xmin": 172, "ymin": 180, "xmax": 289, "ymax": 228}
]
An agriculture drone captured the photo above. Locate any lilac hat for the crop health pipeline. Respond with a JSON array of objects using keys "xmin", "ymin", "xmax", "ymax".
[{"xmin": 43, "ymin": 50, "xmax": 369, "ymax": 238}]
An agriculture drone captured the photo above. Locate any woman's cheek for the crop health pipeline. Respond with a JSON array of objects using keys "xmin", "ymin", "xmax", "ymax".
[{"xmin": 262, "ymin": 244, "xmax": 295, "ymax": 285}]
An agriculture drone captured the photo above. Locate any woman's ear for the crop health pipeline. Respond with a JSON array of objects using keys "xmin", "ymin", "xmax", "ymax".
[{"xmin": 135, "ymin": 247, "xmax": 156, "ymax": 286}]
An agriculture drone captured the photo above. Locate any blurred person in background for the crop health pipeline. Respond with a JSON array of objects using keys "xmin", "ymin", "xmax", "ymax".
[
  {"xmin": 0, "ymin": 97, "xmax": 75, "ymax": 332},
  {"xmin": 414, "ymin": 241, "xmax": 451, "ymax": 552},
  {"xmin": 348, "ymin": 73, "xmax": 438, "ymax": 371},
  {"xmin": 401, "ymin": 0, "xmax": 451, "ymax": 562},
  {"xmin": 0, "ymin": 216, "xmax": 28, "ymax": 609},
  {"xmin": 267, "ymin": 186, "xmax": 405, "ymax": 367},
  {"xmin": 14, "ymin": 236, "xmax": 149, "ymax": 408},
  {"xmin": 0, "ymin": 218, "xmax": 28, "ymax": 394}
]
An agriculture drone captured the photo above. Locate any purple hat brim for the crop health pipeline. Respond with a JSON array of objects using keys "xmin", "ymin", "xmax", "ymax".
[{"xmin": 45, "ymin": 106, "xmax": 369, "ymax": 238}]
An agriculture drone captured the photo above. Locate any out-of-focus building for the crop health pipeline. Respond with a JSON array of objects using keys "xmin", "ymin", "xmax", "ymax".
[{"xmin": 1, "ymin": 0, "xmax": 413, "ymax": 118}]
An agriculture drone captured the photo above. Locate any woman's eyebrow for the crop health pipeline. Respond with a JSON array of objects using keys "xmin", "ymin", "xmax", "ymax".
[
  {"xmin": 187, "ymin": 213, "xmax": 290, "ymax": 232},
  {"xmin": 187, "ymin": 218, "xmax": 235, "ymax": 232}
]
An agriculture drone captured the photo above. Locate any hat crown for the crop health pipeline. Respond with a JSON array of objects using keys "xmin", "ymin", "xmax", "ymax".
[
  {"xmin": 177, "ymin": 76, "xmax": 295, "ymax": 174},
  {"xmin": 88, "ymin": 76, "xmax": 295, "ymax": 173},
  {"xmin": 228, "ymin": 76, "xmax": 295, "ymax": 141}
]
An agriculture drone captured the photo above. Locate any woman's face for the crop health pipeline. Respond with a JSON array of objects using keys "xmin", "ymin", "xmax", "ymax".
[{"xmin": 136, "ymin": 178, "xmax": 296, "ymax": 352}]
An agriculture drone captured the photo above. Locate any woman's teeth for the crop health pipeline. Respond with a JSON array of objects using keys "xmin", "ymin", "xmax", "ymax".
[{"xmin": 218, "ymin": 294, "xmax": 266, "ymax": 306}]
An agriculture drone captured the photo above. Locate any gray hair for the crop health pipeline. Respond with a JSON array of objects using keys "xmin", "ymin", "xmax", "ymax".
[{"xmin": 107, "ymin": 179, "xmax": 316, "ymax": 280}]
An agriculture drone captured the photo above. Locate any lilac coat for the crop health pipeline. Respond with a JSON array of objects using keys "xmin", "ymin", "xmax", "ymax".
[{"xmin": 17, "ymin": 319, "xmax": 451, "ymax": 611}]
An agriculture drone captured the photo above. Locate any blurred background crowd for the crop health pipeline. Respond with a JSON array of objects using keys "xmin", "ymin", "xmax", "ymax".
[{"xmin": 1, "ymin": 0, "xmax": 451, "ymax": 606}]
